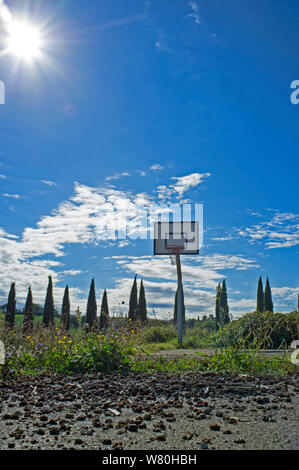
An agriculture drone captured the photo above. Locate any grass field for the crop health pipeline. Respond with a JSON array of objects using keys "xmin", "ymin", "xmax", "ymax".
[{"xmin": 1, "ymin": 310, "xmax": 298, "ymax": 379}]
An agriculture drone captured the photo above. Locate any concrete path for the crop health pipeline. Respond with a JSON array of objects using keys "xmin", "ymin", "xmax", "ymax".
[{"xmin": 146, "ymin": 348, "xmax": 289, "ymax": 359}]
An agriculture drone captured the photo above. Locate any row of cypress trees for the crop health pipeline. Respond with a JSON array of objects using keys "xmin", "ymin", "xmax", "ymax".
[
  {"xmin": 128, "ymin": 276, "xmax": 147, "ymax": 324},
  {"xmin": 3, "ymin": 277, "xmax": 110, "ymax": 332},
  {"xmin": 3, "ymin": 275, "xmax": 147, "ymax": 332},
  {"xmin": 215, "ymin": 280, "xmax": 230, "ymax": 329},
  {"xmin": 257, "ymin": 276, "xmax": 274, "ymax": 313}
]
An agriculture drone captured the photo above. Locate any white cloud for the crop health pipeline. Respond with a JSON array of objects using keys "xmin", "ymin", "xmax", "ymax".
[
  {"xmin": 212, "ymin": 236, "xmax": 234, "ymax": 242},
  {"xmin": 150, "ymin": 164, "xmax": 164, "ymax": 171},
  {"xmin": 103, "ymin": 253, "xmax": 259, "ymax": 317},
  {"xmin": 188, "ymin": 2, "xmax": 201, "ymax": 24},
  {"xmin": 271, "ymin": 286, "xmax": 299, "ymax": 300},
  {"xmin": 105, "ymin": 172, "xmax": 131, "ymax": 182},
  {"xmin": 0, "ymin": 1, "xmax": 12, "ymax": 24},
  {"xmin": 59, "ymin": 269, "xmax": 83, "ymax": 276},
  {"xmin": 3, "ymin": 193, "xmax": 20, "ymax": 199},
  {"xmin": 138, "ymin": 171, "xmax": 147, "ymax": 177},
  {"xmin": 157, "ymin": 172, "xmax": 211, "ymax": 199},
  {"xmin": 0, "ymin": 174, "xmax": 6, "ymax": 179},
  {"xmin": 0, "ymin": 182, "xmax": 155, "ymax": 307},
  {"xmin": 239, "ymin": 212, "xmax": 299, "ymax": 249},
  {"xmin": 41, "ymin": 180, "xmax": 57, "ymax": 187}
]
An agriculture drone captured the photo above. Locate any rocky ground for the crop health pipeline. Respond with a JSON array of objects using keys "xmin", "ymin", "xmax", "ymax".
[{"xmin": 0, "ymin": 372, "xmax": 298, "ymax": 450}]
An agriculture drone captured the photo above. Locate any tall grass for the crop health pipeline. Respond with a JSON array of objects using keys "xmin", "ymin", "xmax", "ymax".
[{"xmin": 0, "ymin": 322, "xmax": 136, "ymax": 379}]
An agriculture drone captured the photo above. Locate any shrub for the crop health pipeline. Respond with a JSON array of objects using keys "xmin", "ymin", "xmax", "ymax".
[
  {"xmin": 143, "ymin": 326, "xmax": 177, "ymax": 343},
  {"xmin": 220, "ymin": 311, "xmax": 299, "ymax": 349}
]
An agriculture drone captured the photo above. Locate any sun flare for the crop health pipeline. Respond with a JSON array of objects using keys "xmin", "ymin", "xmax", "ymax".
[{"xmin": 7, "ymin": 20, "xmax": 42, "ymax": 61}]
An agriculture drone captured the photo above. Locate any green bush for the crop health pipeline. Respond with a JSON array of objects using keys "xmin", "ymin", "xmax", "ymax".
[
  {"xmin": 143, "ymin": 326, "xmax": 177, "ymax": 343},
  {"xmin": 220, "ymin": 311, "xmax": 299, "ymax": 349}
]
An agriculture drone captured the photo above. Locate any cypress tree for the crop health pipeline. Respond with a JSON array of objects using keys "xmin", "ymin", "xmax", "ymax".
[
  {"xmin": 86, "ymin": 278, "xmax": 97, "ymax": 331},
  {"xmin": 61, "ymin": 285, "xmax": 70, "ymax": 331},
  {"xmin": 128, "ymin": 275, "xmax": 138, "ymax": 322},
  {"xmin": 220, "ymin": 280, "xmax": 230, "ymax": 325},
  {"xmin": 264, "ymin": 277, "xmax": 273, "ymax": 312},
  {"xmin": 43, "ymin": 276, "xmax": 54, "ymax": 328},
  {"xmin": 215, "ymin": 283, "xmax": 221, "ymax": 330},
  {"xmin": 5, "ymin": 282, "xmax": 16, "ymax": 328},
  {"xmin": 99, "ymin": 289, "xmax": 109, "ymax": 330},
  {"xmin": 256, "ymin": 276, "xmax": 264, "ymax": 313},
  {"xmin": 138, "ymin": 279, "xmax": 147, "ymax": 324},
  {"xmin": 23, "ymin": 287, "xmax": 33, "ymax": 333}
]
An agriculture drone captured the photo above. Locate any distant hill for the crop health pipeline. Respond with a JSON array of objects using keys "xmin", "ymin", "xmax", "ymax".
[{"xmin": 0, "ymin": 303, "xmax": 59, "ymax": 317}]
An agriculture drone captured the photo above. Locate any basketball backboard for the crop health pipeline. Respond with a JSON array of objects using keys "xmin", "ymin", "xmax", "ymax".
[{"xmin": 154, "ymin": 221, "xmax": 199, "ymax": 255}]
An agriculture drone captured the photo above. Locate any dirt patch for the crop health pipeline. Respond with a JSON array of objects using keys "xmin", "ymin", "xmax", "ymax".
[{"xmin": 0, "ymin": 372, "xmax": 298, "ymax": 450}]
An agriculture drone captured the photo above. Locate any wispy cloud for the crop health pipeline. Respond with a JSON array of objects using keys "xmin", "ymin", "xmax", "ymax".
[
  {"xmin": 188, "ymin": 2, "xmax": 201, "ymax": 25},
  {"xmin": 212, "ymin": 235, "xmax": 234, "ymax": 242},
  {"xmin": 238, "ymin": 212, "xmax": 299, "ymax": 249},
  {"xmin": 271, "ymin": 286, "xmax": 299, "ymax": 301},
  {"xmin": 3, "ymin": 193, "xmax": 21, "ymax": 199},
  {"xmin": 41, "ymin": 180, "xmax": 57, "ymax": 187},
  {"xmin": 157, "ymin": 172, "xmax": 211, "ymax": 199},
  {"xmin": 155, "ymin": 41, "xmax": 173, "ymax": 53},
  {"xmin": 150, "ymin": 164, "xmax": 164, "ymax": 171},
  {"xmin": 105, "ymin": 172, "xmax": 131, "ymax": 182},
  {"xmin": 0, "ymin": 174, "xmax": 6, "ymax": 180}
]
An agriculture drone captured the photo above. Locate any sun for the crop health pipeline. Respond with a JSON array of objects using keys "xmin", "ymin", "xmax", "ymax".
[{"xmin": 6, "ymin": 20, "xmax": 42, "ymax": 61}]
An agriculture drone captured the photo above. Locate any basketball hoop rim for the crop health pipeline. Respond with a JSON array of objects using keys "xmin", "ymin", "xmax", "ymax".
[{"xmin": 165, "ymin": 245, "xmax": 184, "ymax": 254}]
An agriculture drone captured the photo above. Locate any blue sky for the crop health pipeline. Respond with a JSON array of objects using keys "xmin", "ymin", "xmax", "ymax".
[{"xmin": 0, "ymin": 0, "xmax": 298, "ymax": 318}]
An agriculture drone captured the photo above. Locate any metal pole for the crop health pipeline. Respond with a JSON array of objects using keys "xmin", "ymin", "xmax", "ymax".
[{"xmin": 176, "ymin": 252, "xmax": 183, "ymax": 348}]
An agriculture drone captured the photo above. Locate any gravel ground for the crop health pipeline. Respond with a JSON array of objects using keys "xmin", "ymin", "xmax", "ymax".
[{"xmin": 0, "ymin": 372, "xmax": 298, "ymax": 450}]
